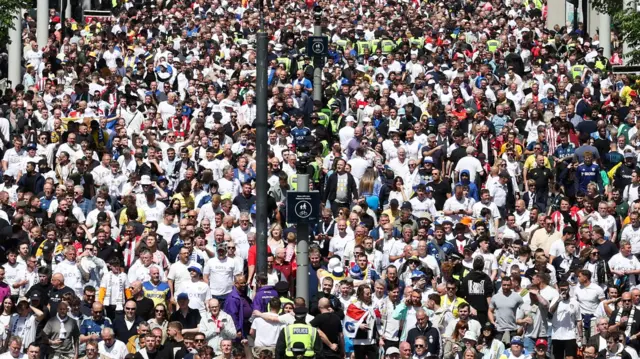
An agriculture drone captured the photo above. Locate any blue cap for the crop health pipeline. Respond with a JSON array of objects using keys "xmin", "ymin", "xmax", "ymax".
[
  {"xmin": 511, "ymin": 336, "xmax": 524, "ymax": 346},
  {"xmin": 341, "ymin": 79, "xmax": 351, "ymax": 86},
  {"xmin": 250, "ymin": 204, "xmax": 256, "ymax": 214},
  {"xmin": 188, "ymin": 266, "xmax": 202, "ymax": 276},
  {"xmin": 411, "ymin": 270, "xmax": 426, "ymax": 279},
  {"xmin": 177, "ymin": 293, "xmax": 189, "ymax": 301}
]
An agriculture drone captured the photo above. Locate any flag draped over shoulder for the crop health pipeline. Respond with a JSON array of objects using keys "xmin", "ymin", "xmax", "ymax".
[
  {"xmin": 343, "ymin": 303, "xmax": 381, "ymax": 339},
  {"xmin": 343, "ymin": 303, "xmax": 368, "ymax": 339}
]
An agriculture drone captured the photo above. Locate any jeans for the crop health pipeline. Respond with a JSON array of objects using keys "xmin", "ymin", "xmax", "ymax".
[{"xmin": 213, "ymin": 294, "xmax": 229, "ymax": 309}]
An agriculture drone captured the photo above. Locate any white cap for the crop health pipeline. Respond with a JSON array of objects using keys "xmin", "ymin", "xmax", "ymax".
[
  {"xmin": 362, "ymin": 117, "xmax": 371, "ymax": 122},
  {"xmin": 140, "ymin": 175, "xmax": 152, "ymax": 185},
  {"xmin": 327, "ymin": 258, "xmax": 343, "ymax": 274},
  {"xmin": 345, "ymin": 116, "xmax": 356, "ymax": 122}
]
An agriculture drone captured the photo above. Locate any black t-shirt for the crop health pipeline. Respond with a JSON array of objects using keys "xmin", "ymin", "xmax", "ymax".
[
  {"xmin": 460, "ymin": 271, "xmax": 494, "ymax": 312},
  {"xmin": 449, "ymin": 146, "xmax": 467, "ymax": 169},
  {"xmin": 27, "ymin": 282, "xmax": 52, "ymax": 306},
  {"xmin": 576, "ymin": 119, "xmax": 597, "ymax": 135},
  {"xmin": 157, "ymin": 339, "xmax": 186, "ymax": 359},
  {"xmin": 49, "ymin": 286, "xmax": 76, "ymax": 313},
  {"xmin": 593, "ymin": 138, "xmax": 611, "ymax": 160},
  {"xmin": 169, "ymin": 308, "xmax": 202, "ymax": 329},
  {"xmin": 427, "ymin": 179, "xmax": 452, "ymax": 210},
  {"xmin": 135, "ymin": 350, "xmax": 158, "ymax": 359},
  {"xmin": 596, "ymin": 240, "xmax": 619, "ymax": 262},
  {"xmin": 135, "ymin": 297, "xmax": 156, "ymax": 321},
  {"xmin": 310, "ymin": 312, "xmax": 343, "ymax": 355},
  {"xmin": 528, "ymin": 167, "xmax": 553, "ymax": 192}
]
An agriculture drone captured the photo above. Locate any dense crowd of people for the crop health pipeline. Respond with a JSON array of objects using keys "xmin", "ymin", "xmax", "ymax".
[{"xmin": 0, "ymin": 0, "xmax": 638, "ymax": 358}]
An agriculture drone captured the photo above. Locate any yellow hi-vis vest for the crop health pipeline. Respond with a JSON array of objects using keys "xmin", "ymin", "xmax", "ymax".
[
  {"xmin": 571, "ymin": 64, "xmax": 586, "ymax": 80},
  {"xmin": 277, "ymin": 57, "xmax": 291, "ymax": 72},
  {"xmin": 284, "ymin": 323, "xmax": 317, "ymax": 357},
  {"xmin": 335, "ymin": 39, "xmax": 349, "ymax": 51},
  {"xmin": 410, "ymin": 37, "xmax": 424, "ymax": 49},
  {"xmin": 487, "ymin": 40, "xmax": 500, "ymax": 53},
  {"xmin": 370, "ymin": 39, "xmax": 381, "ymax": 52},
  {"xmin": 288, "ymin": 174, "xmax": 298, "ymax": 191},
  {"xmin": 381, "ymin": 40, "xmax": 395, "ymax": 54},
  {"xmin": 356, "ymin": 41, "xmax": 370, "ymax": 55}
]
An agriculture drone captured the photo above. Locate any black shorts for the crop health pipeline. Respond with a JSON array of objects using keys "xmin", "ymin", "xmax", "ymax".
[{"xmin": 552, "ymin": 339, "xmax": 578, "ymax": 358}]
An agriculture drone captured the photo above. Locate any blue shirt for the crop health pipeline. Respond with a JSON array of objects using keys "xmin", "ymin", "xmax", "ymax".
[
  {"xmin": 576, "ymin": 163, "xmax": 601, "ymax": 192},
  {"xmin": 80, "ymin": 317, "xmax": 112, "ymax": 339},
  {"xmin": 427, "ymin": 240, "xmax": 456, "ymax": 264},
  {"xmin": 553, "ymin": 143, "xmax": 576, "ymax": 160}
]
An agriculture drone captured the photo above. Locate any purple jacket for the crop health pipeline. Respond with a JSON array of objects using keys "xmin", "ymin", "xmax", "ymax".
[
  {"xmin": 252, "ymin": 285, "xmax": 278, "ymax": 313},
  {"xmin": 0, "ymin": 283, "xmax": 10, "ymax": 304},
  {"xmin": 223, "ymin": 287, "xmax": 252, "ymax": 338}
]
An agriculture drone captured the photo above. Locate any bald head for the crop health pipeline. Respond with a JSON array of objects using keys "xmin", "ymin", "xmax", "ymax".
[{"xmin": 318, "ymin": 298, "xmax": 331, "ymax": 311}]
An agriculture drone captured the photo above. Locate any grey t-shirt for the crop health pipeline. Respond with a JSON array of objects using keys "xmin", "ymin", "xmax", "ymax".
[
  {"xmin": 490, "ymin": 290, "xmax": 524, "ymax": 332},
  {"xmin": 43, "ymin": 316, "xmax": 81, "ymax": 356},
  {"xmin": 336, "ymin": 173, "xmax": 349, "ymax": 202}
]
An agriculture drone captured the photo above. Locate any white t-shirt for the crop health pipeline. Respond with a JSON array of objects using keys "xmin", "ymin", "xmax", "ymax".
[
  {"xmin": 550, "ymin": 298, "xmax": 581, "ymax": 340},
  {"xmin": 574, "ymin": 282, "xmax": 605, "ymax": 315},
  {"xmin": 141, "ymin": 201, "xmax": 167, "ymax": 224},
  {"xmin": 203, "ymin": 257, "xmax": 236, "ymax": 296},
  {"xmin": 621, "ymin": 225, "xmax": 640, "ymax": 254},
  {"xmin": 455, "ymin": 157, "xmax": 484, "ymax": 183},
  {"xmin": 588, "ymin": 214, "xmax": 617, "ymax": 240},
  {"xmin": 168, "ymin": 260, "xmax": 202, "ymax": 296},
  {"xmin": 53, "ymin": 260, "xmax": 84, "ymax": 297},
  {"xmin": 181, "ymin": 280, "xmax": 212, "ymax": 314},
  {"xmin": 548, "ymin": 239, "xmax": 566, "ymax": 259},
  {"xmin": 251, "ymin": 317, "xmax": 284, "ymax": 347},
  {"xmin": 3, "ymin": 262, "xmax": 26, "ymax": 296},
  {"xmin": 472, "ymin": 251, "xmax": 498, "ymax": 278},
  {"xmin": 157, "ymin": 222, "xmax": 179, "ymax": 243},
  {"xmin": 8, "ymin": 314, "xmax": 37, "ymax": 350},
  {"xmin": 609, "ymin": 253, "xmax": 640, "ymax": 286},
  {"xmin": 329, "ymin": 235, "xmax": 354, "ymax": 262},
  {"xmin": 98, "ymin": 339, "xmax": 129, "ymax": 359}
]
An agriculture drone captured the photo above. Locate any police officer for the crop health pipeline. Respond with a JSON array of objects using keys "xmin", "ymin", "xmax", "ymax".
[{"xmin": 275, "ymin": 307, "xmax": 323, "ymax": 359}]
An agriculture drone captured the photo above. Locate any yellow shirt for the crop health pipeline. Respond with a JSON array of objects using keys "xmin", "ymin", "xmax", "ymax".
[
  {"xmin": 118, "ymin": 207, "xmax": 147, "ymax": 225},
  {"xmin": 382, "ymin": 209, "xmax": 400, "ymax": 224},
  {"xmin": 172, "ymin": 193, "xmax": 195, "ymax": 211},
  {"xmin": 523, "ymin": 155, "xmax": 551, "ymax": 171}
]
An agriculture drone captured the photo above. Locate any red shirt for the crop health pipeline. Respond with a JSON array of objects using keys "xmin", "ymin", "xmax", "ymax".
[{"xmin": 247, "ymin": 244, "xmax": 272, "ymax": 267}]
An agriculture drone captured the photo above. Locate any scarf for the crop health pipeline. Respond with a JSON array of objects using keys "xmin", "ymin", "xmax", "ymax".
[
  {"xmin": 211, "ymin": 314, "xmax": 224, "ymax": 331},
  {"xmin": 57, "ymin": 313, "xmax": 68, "ymax": 339},
  {"xmin": 616, "ymin": 306, "xmax": 636, "ymax": 337}
]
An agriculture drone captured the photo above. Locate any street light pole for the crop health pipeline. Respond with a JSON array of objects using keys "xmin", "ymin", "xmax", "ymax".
[
  {"xmin": 37, "ymin": 0, "xmax": 49, "ymax": 49},
  {"xmin": 295, "ymin": 173, "xmax": 310, "ymax": 302},
  {"xmin": 255, "ymin": 0, "xmax": 269, "ymax": 278},
  {"xmin": 312, "ymin": 6, "xmax": 323, "ymax": 103},
  {"xmin": 8, "ymin": 11, "xmax": 22, "ymax": 88}
]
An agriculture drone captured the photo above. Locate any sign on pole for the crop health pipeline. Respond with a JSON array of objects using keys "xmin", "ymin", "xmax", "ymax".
[
  {"xmin": 286, "ymin": 191, "xmax": 321, "ymax": 224},
  {"xmin": 307, "ymin": 36, "xmax": 328, "ymax": 58}
]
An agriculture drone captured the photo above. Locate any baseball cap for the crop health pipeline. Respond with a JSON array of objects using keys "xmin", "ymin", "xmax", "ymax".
[
  {"xmin": 411, "ymin": 270, "xmax": 426, "ymax": 279},
  {"xmin": 177, "ymin": 293, "xmax": 189, "ymax": 301},
  {"xmin": 386, "ymin": 347, "xmax": 400, "ymax": 355},
  {"xmin": 188, "ymin": 266, "xmax": 202, "ymax": 276},
  {"xmin": 511, "ymin": 336, "xmax": 524, "ymax": 346},
  {"xmin": 423, "ymin": 156, "xmax": 434, "ymax": 164},
  {"xmin": 535, "ymin": 339, "xmax": 548, "ymax": 347}
]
